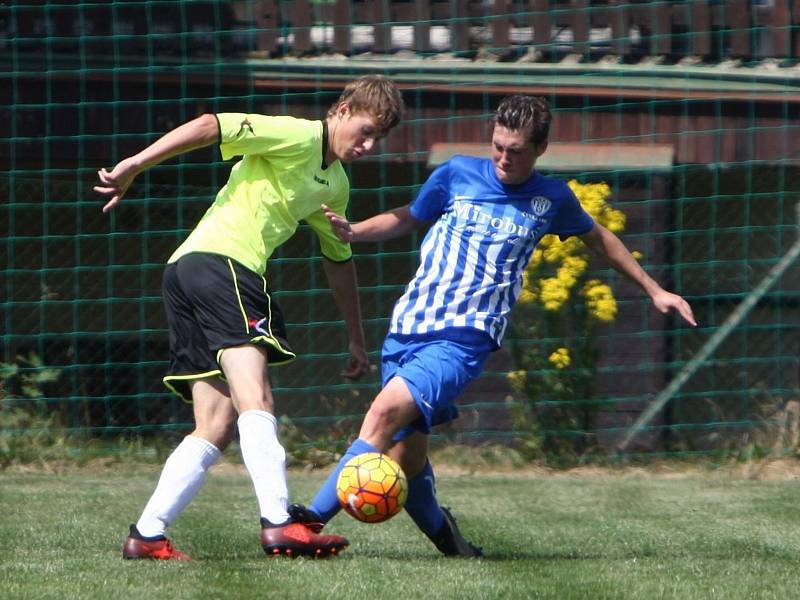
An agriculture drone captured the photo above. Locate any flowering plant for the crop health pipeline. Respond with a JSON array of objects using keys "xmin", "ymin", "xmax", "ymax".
[{"xmin": 507, "ymin": 180, "xmax": 631, "ymax": 463}]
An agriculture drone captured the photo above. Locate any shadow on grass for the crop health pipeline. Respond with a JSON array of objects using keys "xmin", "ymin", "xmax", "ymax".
[{"xmin": 481, "ymin": 544, "xmax": 800, "ymax": 562}]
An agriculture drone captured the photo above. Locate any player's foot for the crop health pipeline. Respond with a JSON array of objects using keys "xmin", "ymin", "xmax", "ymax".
[
  {"xmin": 428, "ymin": 507, "xmax": 483, "ymax": 558},
  {"xmin": 122, "ymin": 524, "xmax": 191, "ymax": 561},
  {"xmin": 260, "ymin": 518, "xmax": 348, "ymax": 558},
  {"xmin": 287, "ymin": 503, "xmax": 324, "ymax": 532}
]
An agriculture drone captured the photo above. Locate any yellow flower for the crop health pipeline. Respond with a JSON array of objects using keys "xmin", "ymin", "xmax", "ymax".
[
  {"xmin": 528, "ymin": 248, "xmax": 544, "ymax": 270},
  {"xmin": 539, "ymin": 277, "xmax": 570, "ymax": 311},
  {"xmin": 548, "ymin": 347, "xmax": 571, "ymax": 369},
  {"xmin": 561, "ymin": 255, "xmax": 587, "ymax": 278},
  {"xmin": 568, "ymin": 180, "xmax": 628, "ymax": 233},
  {"xmin": 556, "ymin": 267, "xmax": 577, "ymax": 289},
  {"xmin": 517, "ymin": 288, "xmax": 536, "ymax": 305},
  {"xmin": 506, "ymin": 369, "xmax": 527, "ymax": 392},
  {"xmin": 521, "ymin": 181, "xmax": 624, "ymax": 323},
  {"xmin": 568, "ymin": 180, "xmax": 612, "ymax": 221},
  {"xmin": 542, "ymin": 236, "xmax": 564, "ymax": 263},
  {"xmin": 583, "ymin": 280, "xmax": 617, "ymax": 322},
  {"xmin": 603, "ymin": 208, "xmax": 626, "ymax": 233}
]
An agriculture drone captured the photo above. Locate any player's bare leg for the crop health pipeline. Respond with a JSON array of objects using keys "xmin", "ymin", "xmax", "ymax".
[
  {"xmin": 190, "ymin": 378, "xmax": 238, "ymax": 449},
  {"xmin": 358, "ymin": 376, "xmax": 423, "ymax": 451},
  {"xmin": 123, "ymin": 378, "xmax": 234, "ymax": 560},
  {"xmin": 220, "ymin": 345, "xmax": 348, "ymax": 557}
]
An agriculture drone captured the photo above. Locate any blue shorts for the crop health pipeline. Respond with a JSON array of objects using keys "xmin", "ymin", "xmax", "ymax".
[{"xmin": 381, "ymin": 329, "xmax": 493, "ymax": 439}]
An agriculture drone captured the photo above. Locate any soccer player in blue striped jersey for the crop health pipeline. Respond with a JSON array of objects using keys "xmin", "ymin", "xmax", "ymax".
[{"xmin": 290, "ymin": 94, "xmax": 697, "ymax": 557}]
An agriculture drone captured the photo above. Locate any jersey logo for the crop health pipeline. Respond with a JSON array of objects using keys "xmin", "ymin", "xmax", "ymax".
[
  {"xmin": 453, "ymin": 200, "xmax": 533, "ymax": 238},
  {"xmin": 530, "ymin": 196, "xmax": 552, "ymax": 216},
  {"xmin": 238, "ymin": 117, "xmax": 254, "ymax": 136},
  {"xmin": 314, "ymin": 175, "xmax": 329, "ymax": 186}
]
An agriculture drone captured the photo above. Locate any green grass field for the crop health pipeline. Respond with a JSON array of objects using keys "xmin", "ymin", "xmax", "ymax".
[{"xmin": 3, "ymin": 463, "xmax": 800, "ymax": 599}]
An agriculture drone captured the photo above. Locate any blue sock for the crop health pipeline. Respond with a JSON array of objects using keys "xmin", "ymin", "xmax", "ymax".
[
  {"xmin": 309, "ymin": 438, "xmax": 379, "ymax": 523},
  {"xmin": 403, "ymin": 460, "xmax": 444, "ymax": 537}
]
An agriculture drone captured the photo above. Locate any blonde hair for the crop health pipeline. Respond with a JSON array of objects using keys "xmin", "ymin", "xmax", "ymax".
[{"xmin": 328, "ymin": 75, "xmax": 404, "ymax": 135}]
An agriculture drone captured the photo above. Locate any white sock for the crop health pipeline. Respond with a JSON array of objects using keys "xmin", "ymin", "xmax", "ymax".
[
  {"xmin": 135, "ymin": 435, "xmax": 221, "ymax": 538},
  {"xmin": 237, "ymin": 409, "xmax": 289, "ymax": 525}
]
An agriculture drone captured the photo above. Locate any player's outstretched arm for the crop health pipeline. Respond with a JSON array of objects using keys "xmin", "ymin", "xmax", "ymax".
[
  {"xmin": 579, "ymin": 223, "xmax": 697, "ymax": 327},
  {"xmin": 94, "ymin": 114, "xmax": 219, "ymax": 213},
  {"xmin": 322, "ymin": 204, "xmax": 422, "ymax": 243},
  {"xmin": 322, "ymin": 258, "xmax": 369, "ymax": 380}
]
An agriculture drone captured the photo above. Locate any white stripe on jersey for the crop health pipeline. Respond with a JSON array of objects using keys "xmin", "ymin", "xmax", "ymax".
[
  {"xmin": 419, "ymin": 220, "xmax": 466, "ymax": 333},
  {"xmin": 390, "ymin": 207, "xmax": 536, "ymax": 344},
  {"xmin": 485, "ymin": 234, "xmax": 530, "ymax": 340},
  {"xmin": 395, "ymin": 219, "xmax": 446, "ymax": 333},
  {"xmin": 449, "ymin": 232, "xmax": 484, "ymax": 328}
]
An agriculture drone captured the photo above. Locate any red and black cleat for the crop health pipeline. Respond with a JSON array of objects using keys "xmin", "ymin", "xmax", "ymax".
[
  {"xmin": 287, "ymin": 503, "xmax": 325, "ymax": 532},
  {"xmin": 122, "ymin": 525, "xmax": 191, "ymax": 561},
  {"xmin": 260, "ymin": 519, "xmax": 348, "ymax": 558}
]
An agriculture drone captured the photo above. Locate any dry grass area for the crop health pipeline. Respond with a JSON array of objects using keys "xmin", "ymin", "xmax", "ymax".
[
  {"xmin": 6, "ymin": 443, "xmax": 800, "ymax": 482},
  {"xmin": 426, "ymin": 445, "xmax": 800, "ymax": 481}
]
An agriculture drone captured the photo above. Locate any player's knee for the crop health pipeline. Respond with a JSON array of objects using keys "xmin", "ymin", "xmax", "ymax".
[
  {"xmin": 364, "ymin": 400, "xmax": 403, "ymax": 431},
  {"xmin": 194, "ymin": 417, "xmax": 236, "ymax": 449}
]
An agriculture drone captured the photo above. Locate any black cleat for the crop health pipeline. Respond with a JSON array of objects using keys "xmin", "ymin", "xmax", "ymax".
[{"xmin": 428, "ymin": 507, "xmax": 483, "ymax": 558}]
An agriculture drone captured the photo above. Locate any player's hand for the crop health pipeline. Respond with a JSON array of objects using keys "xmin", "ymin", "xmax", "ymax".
[
  {"xmin": 342, "ymin": 341, "xmax": 369, "ymax": 381},
  {"xmin": 322, "ymin": 204, "xmax": 355, "ymax": 243},
  {"xmin": 652, "ymin": 290, "xmax": 697, "ymax": 327},
  {"xmin": 94, "ymin": 159, "xmax": 140, "ymax": 213}
]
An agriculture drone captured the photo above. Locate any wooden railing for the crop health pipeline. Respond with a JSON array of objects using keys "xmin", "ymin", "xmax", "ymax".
[{"xmin": 235, "ymin": 1, "xmax": 800, "ymax": 62}]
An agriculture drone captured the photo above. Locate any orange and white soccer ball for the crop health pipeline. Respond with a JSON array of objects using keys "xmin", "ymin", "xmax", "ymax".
[{"xmin": 336, "ymin": 452, "xmax": 408, "ymax": 523}]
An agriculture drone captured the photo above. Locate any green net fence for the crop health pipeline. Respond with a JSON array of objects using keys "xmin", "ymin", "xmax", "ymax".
[{"xmin": 2, "ymin": 1, "xmax": 799, "ymax": 462}]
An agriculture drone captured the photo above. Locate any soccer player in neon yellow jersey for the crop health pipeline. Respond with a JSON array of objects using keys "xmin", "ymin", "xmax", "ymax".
[{"xmin": 94, "ymin": 75, "xmax": 404, "ymax": 560}]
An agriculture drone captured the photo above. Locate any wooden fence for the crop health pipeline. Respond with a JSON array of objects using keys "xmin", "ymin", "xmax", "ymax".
[{"xmin": 236, "ymin": 1, "xmax": 799, "ymax": 61}]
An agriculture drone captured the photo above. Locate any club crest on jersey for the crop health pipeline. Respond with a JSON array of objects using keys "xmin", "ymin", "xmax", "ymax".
[{"xmin": 530, "ymin": 196, "xmax": 552, "ymax": 216}]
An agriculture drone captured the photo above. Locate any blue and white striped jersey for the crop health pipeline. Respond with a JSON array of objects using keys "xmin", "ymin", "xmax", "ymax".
[{"xmin": 389, "ymin": 155, "xmax": 595, "ymax": 347}]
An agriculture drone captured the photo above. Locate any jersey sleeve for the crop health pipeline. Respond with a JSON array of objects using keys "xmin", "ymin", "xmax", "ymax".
[
  {"xmin": 304, "ymin": 187, "xmax": 353, "ymax": 263},
  {"xmin": 547, "ymin": 183, "xmax": 596, "ymax": 240},
  {"xmin": 216, "ymin": 113, "xmax": 311, "ymax": 160},
  {"xmin": 409, "ymin": 160, "xmax": 451, "ymax": 221}
]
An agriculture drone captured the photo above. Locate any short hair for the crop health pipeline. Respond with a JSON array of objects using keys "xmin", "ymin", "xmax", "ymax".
[
  {"xmin": 494, "ymin": 95, "xmax": 551, "ymax": 145},
  {"xmin": 328, "ymin": 75, "xmax": 404, "ymax": 135}
]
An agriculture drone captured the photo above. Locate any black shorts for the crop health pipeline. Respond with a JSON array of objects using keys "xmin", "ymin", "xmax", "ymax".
[{"xmin": 161, "ymin": 252, "xmax": 296, "ymax": 401}]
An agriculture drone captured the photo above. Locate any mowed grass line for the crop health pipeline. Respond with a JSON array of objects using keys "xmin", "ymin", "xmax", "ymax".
[{"xmin": 2, "ymin": 466, "xmax": 800, "ymax": 599}]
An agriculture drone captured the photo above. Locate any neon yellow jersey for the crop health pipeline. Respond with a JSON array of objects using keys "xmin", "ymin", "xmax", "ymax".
[{"xmin": 168, "ymin": 114, "xmax": 352, "ymax": 273}]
